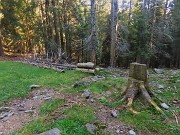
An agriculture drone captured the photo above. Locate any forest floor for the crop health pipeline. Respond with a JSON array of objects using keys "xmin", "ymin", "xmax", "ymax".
[{"xmin": 0, "ymin": 59, "xmax": 179, "ymax": 135}]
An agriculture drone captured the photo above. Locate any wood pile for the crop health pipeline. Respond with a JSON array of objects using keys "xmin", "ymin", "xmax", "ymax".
[{"xmin": 76, "ymin": 62, "xmax": 95, "ymax": 74}]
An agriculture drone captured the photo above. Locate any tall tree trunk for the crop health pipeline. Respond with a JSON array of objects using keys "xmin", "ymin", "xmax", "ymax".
[
  {"xmin": 63, "ymin": 0, "xmax": 71, "ymax": 59},
  {"xmin": 90, "ymin": 0, "xmax": 96, "ymax": 64},
  {"xmin": 0, "ymin": 34, "xmax": 4, "ymax": 56},
  {"xmin": 149, "ymin": 0, "xmax": 156, "ymax": 48},
  {"xmin": 52, "ymin": 0, "xmax": 60, "ymax": 48},
  {"xmin": 45, "ymin": 0, "xmax": 51, "ymax": 51},
  {"xmin": 128, "ymin": 0, "xmax": 132, "ymax": 25},
  {"xmin": 59, "ymin": 16, "xmax": 65, "ymax": 51},
  {"xmin": 40, "ymin": 0, "xmax": 48, "ymax": 53},
  {"xmin": 110, "ymin": 0, "xmax": 118, "ymax": 67},
  {"xmin": 163, "ymin": 0, "xmax": 169, "ymax": 31}
]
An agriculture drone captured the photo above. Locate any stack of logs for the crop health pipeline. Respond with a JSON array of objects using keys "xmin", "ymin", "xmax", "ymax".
[{"xmin": 76, "ymin": 62, "xmax": 95, "ymax": 74}]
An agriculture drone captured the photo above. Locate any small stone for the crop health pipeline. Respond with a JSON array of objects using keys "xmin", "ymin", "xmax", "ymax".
[
  {"xmin": 161, "ymin": 103, "xmax": 170, "ymax": 110},
  {"xmin": 91, "ymin": 76, "xmax": 98, "ymax": 82},
  {"xmin": 111, "ymin": 110, "xmax": 118, "ymax": 118},
  {"xmin": 158, "ymin": 85, "xmax": 164, "ymax": 89},
  {"xmin": 149, "ymin": 81, "xmax": 157, "ymax": 87},
  {"xmin": 2, "ymin": 112, "xmax": 14, "ymax": 121},
  {"xmin": 38, "ymin": 128, "xmax": 61, "ymax": 135},
  {"xmin": 0, "ymin": 112, "xmax": 9, "ymax": 119},
  {"xmin": 33, "ymin": 96, "xmax": 40, "ymax": 100},
  {"xmin": 176, "ymin": 80, "xmax": 180, "ymax": 83},
  {"xmin": 82, "ymin": 89, "xmax": 91, "ymax": 99},
  {"xmin": 116, "ymin": 129, "xmax": 120, "ymax": 133},
  {"xmin": 18, "ymin": 107, "xmax": 25, "ymax": 111},
  {"xmin": 157, "ymin": 90, "xmax": 162, "ymax": 93},
  {"xmin": 85, "ymin": 123, "xmax": 96, "ymax": 134},
  {"xmin": 129, "ymin": 130, "xmax": 136, "ymax": 135},
  {"xmin": 0, "ymin": 107, "xmax": 10, "ymax": 112},
  {"xmin": 24, "ymin": 110, "xmax": 33, "ymax": 113},
  {"xmin": 30, "ymin": 84, "xmax": 40, "ymax": 90},
  {"xmin": 112, "ymin": 75, "xmax": 117, "ymax": 78},
  {"xmin": 90, "ymin": 99, "xmax": 94, "ymax": 103},
  {"xmin": 172, "ymin": 100, "xmax": 178, "ymax": 104},
  {"xmin": 73, "ymin": 81, "xmax": 90, "ymax": 88},
  {"xmin": 154, "ymin": 68, "xmax": 164, "ymax": 74},
  {"xmin": 44, "ymin": 97, "xmax": 52, "ymax": 101},
  {"xmin": 91, "ymin": 76, "xmax": 105, "ymax": 82}
]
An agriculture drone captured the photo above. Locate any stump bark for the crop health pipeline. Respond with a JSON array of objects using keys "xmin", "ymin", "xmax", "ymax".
[{"xmin": 121, "ymin": 63, "xmax": 164, "ymax": 114}]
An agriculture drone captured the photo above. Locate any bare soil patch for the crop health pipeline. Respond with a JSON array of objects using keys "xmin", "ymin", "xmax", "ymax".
[{"xmin": 0, "ymin": 87, "xmax": 134, "ymax": 135}]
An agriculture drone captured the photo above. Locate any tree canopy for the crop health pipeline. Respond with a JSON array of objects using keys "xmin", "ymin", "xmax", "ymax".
[{"xmin": 0, "ymin": 0, "xmax": 179, "ymax": 68}]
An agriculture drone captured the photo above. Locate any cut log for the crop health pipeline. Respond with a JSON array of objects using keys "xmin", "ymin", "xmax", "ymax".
[
  {"xmin": 121, "ymin": 63, "xmax": 164, "ymax": 114},
  {"xmin": 77, "ymin": 62, "xmax": 95, "ymax": 69},
  {"xmin": 76, "ymin": 68, "xmax": 95, "ymax": 74}
]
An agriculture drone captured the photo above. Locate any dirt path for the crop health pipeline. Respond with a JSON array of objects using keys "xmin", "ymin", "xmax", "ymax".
[{"xmin": 0, "ymin": 87, "xmax": 134, "ymax": 135}]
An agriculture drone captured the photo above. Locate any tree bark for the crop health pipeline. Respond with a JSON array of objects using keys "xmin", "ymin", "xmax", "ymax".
[
  {"xmin": 52, "ymin": 0, "xmax": 60, "ymax": 48},
  {"xmin": 110, "ymin": 0, "xmax": 118, "ymax": 67},
  {"xmin": 0, "ymin": 34, "xmax": 4, "ymax": 56},
  {"xmin": 121, "ymin": 63, "xmax": 164, "ymax": 114},
  {"xmin": 77, "ymin": 62, "xmax": 95, "ymax": 69},
  {"xmin": 64, "ymin": 1, "xmax": 71, "ymax": 59},
  {"xmin": 90, "ymin": 0, "xmax": 96, "ymax": 65},
  {"xmin": 76, "ymin": 68, "xmax": 95, "ymax": 74}
]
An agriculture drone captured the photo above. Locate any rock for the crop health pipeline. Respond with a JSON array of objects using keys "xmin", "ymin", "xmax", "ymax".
[
  {"xmin": 73, "ymin": 81, "xmax": 90, "ymax": 88},
  {"xmin": 176, "ymin": 80, "xmax": 180, "ymax": 83},
  {"xmin": 24, "ymin": 110, "xmax": 34, "ymax": 113},
  {"xmin": 149, "ymin": 81, "xmax": 157, "ymax": 87},
  {"xmin": 157, "ymin": 90, "xmax": 162, "ymax": 93},
  {"xmin": 82, "ymin": 89, "xmax": 92, "ymax": 99},
  {"xmin": 111, "ymin": 110, "xmax": 118, "ymax": 118},
  {"xmin": 44, "ymin": 97, "xmax": 52, "ymax": 101},
  {"xmin": 154, "ymin": 68, "xmax": 164, "ymax": 74},
  {"xmin": 116, "ymin": 129, "xmax": 124, "ymax": 134},
  {"xmin": 161, "ymin": 103, "xmax": 170, "ymax": 110},
  {"xmin": 129, "ymin": 130, "xmax": 136, "ymax": 135},
  {"xmin": 33, "ymin": 96, "xmax": 40, "ymax": 100},
  {"xmin": 30, "ymin": 84, "xmax": 40, "ymax": 90},
  {"xmin": 91, "ymin": 76, "xmax": 99, "ymax": 82},
  {"xmin": 91, "ymin": 76, "xmax": 105, "ymax": 82},
  {"xmin": 111, "ymin": 75, "xmax": 117, "ymax": 78},
  {"xmin": 158, "ymin": 85, "xmax": 164, "ymax": 89},
  {"xmin": 90, "ymin": 99, "xmax": 94, "ymax": 103},
  {"xmin": 0, "ymin": 112, "xmax": 14, "ymax": 119},
  {"xmin": 38, "ymin": 128, "xmax": 61, "ymax": 135},
  {"xmin": 85, "ymin": 123, "xmax": 96, "ymax": 134},
  {"xmin": 172, "ymin": 100, "xmax": 178, "ymax": 104},
  {"xmin": 0, "ymin": 107, "xmax": 10, "ymax": 112},
  {"xmin": 0, "ymin": 112, "xmax": 9, "ymax": 119}
]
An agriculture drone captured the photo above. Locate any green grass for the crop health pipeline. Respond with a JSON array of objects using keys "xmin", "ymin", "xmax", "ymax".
[
  {"xmin": 39, "ymin": 99, "xmax": 65, "ymax": 115},
  {"xmin": 15, "ymin": 104, "xmax": 96, "ymax": 135},
  {"xmin": 14, "ymin": 117, "xmax": 50, "ymax": 135},
  {"xmin": 51, "ymin": 105, "xmax": 96, "ymax": 135},
  {"xmin": 0, "ymin": 61, "xmax": 89, "ymax": 104},
  {"xmin": 2, "ymin": 62, "xmax": 180, "ymax": 135}
]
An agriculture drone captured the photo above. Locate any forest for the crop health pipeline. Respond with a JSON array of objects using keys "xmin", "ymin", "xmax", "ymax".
[
  {"xmin": 0, "ymin": 0, "xmax": 179, "ymax": 68},
  {"xmin": 0, "ymin": 0, "xmax": 180, "ymax": 135}
]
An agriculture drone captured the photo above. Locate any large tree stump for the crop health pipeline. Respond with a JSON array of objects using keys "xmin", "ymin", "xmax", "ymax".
[{"xmin": 121, "ymin": 63, "xmax": 164, "ymax": 114}]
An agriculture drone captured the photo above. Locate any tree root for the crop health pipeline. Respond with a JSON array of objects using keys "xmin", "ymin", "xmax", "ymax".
[{"xmin": 122, "ymin": 79, "xmax": 164, "ymax": 115}]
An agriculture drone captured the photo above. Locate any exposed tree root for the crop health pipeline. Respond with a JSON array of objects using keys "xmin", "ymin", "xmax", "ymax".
[
  {"xmin": 121, "ymin": 63, "xmax": 165, "ymax": 115},
  {"xmin": 122, "ymin": 79, "xmax": 164, "ymax": 114}
]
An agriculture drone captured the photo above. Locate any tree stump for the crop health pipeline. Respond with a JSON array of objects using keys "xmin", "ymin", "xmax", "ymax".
[{"xmin": 121, "ymin": 63, "xmax": 164, "ymax": 114}]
